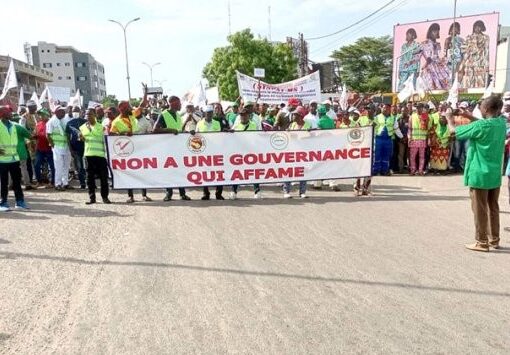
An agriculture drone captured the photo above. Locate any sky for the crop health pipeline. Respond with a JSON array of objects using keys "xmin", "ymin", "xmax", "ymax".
[{"xmin": 2, "ymin": 0, "xmax": 509, "ymax": 99}]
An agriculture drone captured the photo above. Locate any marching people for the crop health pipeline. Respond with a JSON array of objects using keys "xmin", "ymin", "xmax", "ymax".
[
  {"xmin": 33, "ymin": 108, "xmax": 55, "ymax": 188},
  {"xmin": 373, "ymin": 103, "xmax": 403, "ymax": 176},
  {"xmin": 110, "ymin": 101, "xmax": 152, "ymax": 203},
  {"xmin": 46, "ymin": 105, "xmax": 72, "ymax": 190},
  {"xmin": 195, "ymin": 105, "xmax": 224, "ymax": 200},
  {"xmin": 182, "ymin": 103, "xmax": 200, "ymax": 133},
  {"xmin": 283, "ymin": 106, "xmax": 309, "ymax": 199},
  {"xmin": 447, "ymin": 95, "xmax": 506, "ymax": 252},
  {"xmin": 429, "ymin": 113, "xmax": 452, "ymax": 174},
  {"xmin": 0, "ymin": 106, "xmax": 30, "ymax": 211},
  {"xmin": 153, "ymin": 96, "xmax": 191, "ymax": 201},
  {"xmin": 66, "ymin": 106, "xmax": 87, "ymax": 189},
  {"xmin": 231, "ymin": 107, "xmax": 261, "ymax": 199},
  {"xmin": 79, "ymin": 108, "xmax": 111, "ymax": 205},
  {"xmin": 408, "ymin": 103, "xmax": 429, "ymax": 175}
]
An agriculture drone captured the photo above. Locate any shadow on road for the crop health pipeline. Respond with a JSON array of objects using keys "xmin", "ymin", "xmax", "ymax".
[{"xmin": 1, "ymin": 250, "xmax": 509, "ymax": 298}]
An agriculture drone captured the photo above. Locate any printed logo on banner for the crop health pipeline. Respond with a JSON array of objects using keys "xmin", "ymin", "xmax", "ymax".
[
  {"xmin": 347, "ymin": 129, "xmax": 364, "ymax": 146},
  {"xmin": 187, "ymin": 135, "xmax": 207, "ymax": 153},
  {"xmin": 113, "ymin": 137, "xmax": 134, "ymax": 157},
  {"xmin": 270, "ymin": 132, "xmax": 289, "ymax": 150}
]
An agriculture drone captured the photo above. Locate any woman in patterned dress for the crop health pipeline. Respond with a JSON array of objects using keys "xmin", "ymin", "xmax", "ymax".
[{"xmin": 420, "ymin": 23, "xmax": 451, "ymax": 90}]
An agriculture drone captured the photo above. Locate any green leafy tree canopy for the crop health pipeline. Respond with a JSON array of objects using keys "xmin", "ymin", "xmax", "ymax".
[
  {"xmin": 331, "ymin": 36, "xmax": 393, "ymax": 93},
  {"xmin": 203, "ymin": 29, "xmax": 298, "ymax": 100},
  {"xmin": 101, "ymin": 95, "xmax": 119, "ymax": 108}
]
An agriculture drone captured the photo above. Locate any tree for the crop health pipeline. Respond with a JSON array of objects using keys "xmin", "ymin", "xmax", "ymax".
[
  {"xmin": 331, "ymin": 36, "xmax": 393, "ymax": 93},
  {"xmin": 203, "ymin": 29, "xmax": 298, "ymax": 100},
  {"xmin": 102, "ymin": 95, "xmax": 119, "ymax": 108}
]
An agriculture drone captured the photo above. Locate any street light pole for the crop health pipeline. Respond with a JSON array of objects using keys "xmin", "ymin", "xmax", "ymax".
[
  {"xmin": 108, "ymin": 17, "xmax": 140, "ymax": 100},
  {"xmin": 142, "ymin": 62, "xmax": 161, "ymax": 87}
]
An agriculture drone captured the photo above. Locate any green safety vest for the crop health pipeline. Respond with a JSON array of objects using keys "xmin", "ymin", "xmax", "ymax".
[
  {"xmin": 233, "ymin": 121, "xmax": 257, "ymax": 131},
  {"xmin": 196, "ymin": 119, "xmax": 221, "ymax": 132},
  {"xmin": 111, "ymin": 115, "xmax": 138, "ymax": 134},
  {"xmin": 0, "ymin": 121, "xmax": 19, "ymax": 163},
  {"xmin": 161, "ymin": 110, "xmax": 183, "ymax": 131},
  {"xmin": 80, "ymin": 122, "xmax": 105, "ymax": 158},
  {"xmin": 374, "ymin": 114, "xmax": 395, "ymax": 138},
  {"xmin": 435, "ymin": 125, "xmax": 450, "ymax": 148},
  {"xmin": 50, "ymin": 119, "xmax": 68, "ymax": 149},
  {"xmin": 289, "ymin": 121, "xmax": 311, "ymax": 130},
  {"xmin": 358, "ymin": 116, "xmax": 373, "ymax": 127},
  {"xmin": 410, "ymin": 113, "xmax": 428, "ymax": 141}
]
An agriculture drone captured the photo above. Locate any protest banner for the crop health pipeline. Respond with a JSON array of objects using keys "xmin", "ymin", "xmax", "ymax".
[
  {"xmin": 236, "ymin": 71, "xmax": 322, "ymax": 104},
  {"xmin": 106, "ymin": 127, "xmax": 373, "ymax": 189}
]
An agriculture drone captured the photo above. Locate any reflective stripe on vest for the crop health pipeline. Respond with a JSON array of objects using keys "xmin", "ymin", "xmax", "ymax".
[
  {"xmin": 375, "ymin": 114, "xmax": 395, "ymax": 138},
  {"xmin": 161, "ymin": 110, "xmax": 182, "ymax": 131},
  {"xmin": 50, "ymin": 120, "xmax": 68, "ymax": 148},
  {"xmin": 410, "ymin": 113, "xmax": 428, "ymax": 140},
  {"xmin": 80, "ymin": 123, "xmax": 105, "ymax": 158},
  {"xmin": 112, "ymin": 115, "xmax": 137, "ymax": 134},
  {"xmin": 196, "ymin": 119, "xmax": 221, "ymax": 132},
  {"xmin": 0, "ymin": 121, "xmax": 19, "ymax": 162}
]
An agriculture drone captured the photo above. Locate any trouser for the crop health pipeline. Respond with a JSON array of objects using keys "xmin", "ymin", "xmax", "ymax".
[
  {"xmin": 397, "ymin": 141, "xmax": 408, "ymax": 172},
  {"xmin": 373, "ymin": 137, "xmax": 393, "ymax": 175},
  {"xmin": 409, "ymin": 146, "xmax": 426, "ymax": 173},
  {"xmin": 0, "ymin": 162, "xmax": 24, "ymax": 203},
  {"xmin": 72, "ymin": 152, "xmax": 86, "ymax": 187},
  {"xmin": 34, "ymin": 150, "xmax": 55, "ymax": 184},
  {"xmin": 232, "ymin": 184, "xmax": 260, "ymax": 194},
  {"xmin": 53, "ymin": 150, "xmax": 71, "ymax": 187},
  {"xmin": 203, "ymin": 186, "xmax": 223, "ymax": 197},
  {"xmin": 86, "ymin": 156, "xmax": 109, "ymax": 201},
  {"xmin": 453, "ymin": 139, "xmax": 469, "ymax": 170},
  {"xmin": 470, "ymin": 187, "xmax": 500, "ymax": 244},
  {"xmin": 19, "ymin": 159, "xmax": 31, "ymax": 185},
  {"xmin": 128, "ymin": 189, "xmax": 148, "ymax": 198},
  {"xmin": 165, "ymin": 188, "xmax": 186, "ymax": 198},
  {"xmin": 283, "ymin": 181, "xmax": 306, "ymax": 195}
]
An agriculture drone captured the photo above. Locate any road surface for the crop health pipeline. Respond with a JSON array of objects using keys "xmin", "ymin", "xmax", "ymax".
[{"xmin": 1, "ymin": 175, "xmax": 509, "ymax": 354}]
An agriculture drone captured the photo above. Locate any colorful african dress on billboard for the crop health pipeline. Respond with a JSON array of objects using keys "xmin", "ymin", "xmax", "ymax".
[{"xmin": 420, "ymin": 39, "xmax": 451, "ymax": 90}]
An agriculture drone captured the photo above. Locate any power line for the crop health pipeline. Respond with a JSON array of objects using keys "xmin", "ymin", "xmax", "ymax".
[
  {"xmin": 305, "ymin": 0, "xmax": 396, "ymax": 41},
  {"xmin": 310, "ymin": 0, "xmax": 408, "ymax": 56}
]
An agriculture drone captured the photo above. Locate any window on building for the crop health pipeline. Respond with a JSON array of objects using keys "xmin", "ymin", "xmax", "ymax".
[
  {"xmin": 66, "ymin": 76, "xmax": 72, "ymax": 80},
  {"xmin": 64, "ymin": 62, "xmax": 70, "ymax": 67},
  {"xmin": 77, "ymin": 76, "xmax": 87, "ymax": 81},
  {"xmin": 42, "ymin": 63, "xmax": 52, "ymax": 68},
  {"xmin": 58, "ymin": 76, "xmax": 63, "ymax": 80},
  {"xmin": 56, "ymin": 63, "xmax": 61, "ymax": 67}
]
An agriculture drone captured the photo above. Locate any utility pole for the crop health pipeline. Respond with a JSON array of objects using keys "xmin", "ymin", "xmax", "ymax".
[
  {"xmin": 268, "ymin": 6, "xmax": 272, "ymax": 41},
  {"xmin": 228, "ymin": 0, "xmax": 232, "ymax": 36},
  {"xmin": 451, "ymin": 0, "xmax": 457, "ymax": 84}
]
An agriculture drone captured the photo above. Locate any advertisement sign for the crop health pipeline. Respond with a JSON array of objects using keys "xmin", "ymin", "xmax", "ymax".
[{"xmin": 392, "ymin": 12, "xmax": 499, "ymax": 91}]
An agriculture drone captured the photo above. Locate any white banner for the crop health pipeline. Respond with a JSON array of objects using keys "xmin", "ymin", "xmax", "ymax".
[
  {"xmin": 106, "ymin": 128, "xmax": 373, "ymax": 189},
  {"xmin": 236, "ymin": 71, "xmax": 322, "ymax": 104}
]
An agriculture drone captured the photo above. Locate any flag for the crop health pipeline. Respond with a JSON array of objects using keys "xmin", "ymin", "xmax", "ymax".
[
  {"xmin": 0, "ymin": 59, "xmax": 18, "ymax": 100},
  {"xmin": 205, "ymin": 86, "xmax": 219, "ymax": 104},
  {"xmin": 30, "ymin": 92, "xmax": 39, "ymax": 107},
  {"xmin": 415, "ymin": 76, "xmax": 426, "ymax": 99},
  {"xmin": 18, "ymin": 86, "xmax": 25, "ymax": 106},
  {"xmin": 69, "ymin": 89, "xmax": 81, "ymax": 107},
  {"xmin": 397, "ymin": 75, "xmax": 414, "ymax": 102},
  {"xmin": 339, "ymin": 84, "xmax": 348, "ymax": 111},
  {"xmin": 482, "ymin": 77, "xmax": 494, "ymax": 99},
  {"xmin": 446, "ymin": 77, "xmax": 459, "ymax": 107}
]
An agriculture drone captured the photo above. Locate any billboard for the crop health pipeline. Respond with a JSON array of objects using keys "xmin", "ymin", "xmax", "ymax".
[{"xmin": 392, "ymin": 12, "xmax": 499, "ymax": 92}]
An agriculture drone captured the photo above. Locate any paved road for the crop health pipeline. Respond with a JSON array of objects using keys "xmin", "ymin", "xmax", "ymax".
[{"xmin": 1, "ymin": 176, "xmax": 509, "ymax": 354}]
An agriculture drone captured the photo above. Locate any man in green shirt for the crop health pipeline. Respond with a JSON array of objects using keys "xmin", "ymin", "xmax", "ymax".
[
  {"xmin": 317, "ymin": 104, "xmax": 335, "ymax": 129},
  {"xmin": 449, "ymin": 95, "xmax": 506, "ymax": 252}
]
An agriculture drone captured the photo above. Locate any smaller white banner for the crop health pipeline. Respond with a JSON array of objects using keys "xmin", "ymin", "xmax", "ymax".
[{"xmin": 237, "ymin": 71, "xmax": 322, "ymax": 104}]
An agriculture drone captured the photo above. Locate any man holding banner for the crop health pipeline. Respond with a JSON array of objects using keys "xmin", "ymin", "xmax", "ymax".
[{"xmin": 153, "ymin": 96, "xmax": 191, "ymax": 201}]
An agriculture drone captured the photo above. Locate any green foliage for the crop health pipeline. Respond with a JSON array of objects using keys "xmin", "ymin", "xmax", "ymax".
[
  {"xmin": 203, "ymin": 29, "xmax": 298, "ymax": 100},
  {"xmin": 101, "ymin": 95, "xmax": 119, "ymax": 108},
  {"xmin": 129, "ymin": 98, "xmax": 141, "ymax": 107},
  {"xmin": 331, "ymin": 36, "xmax": 393, "ymax": 93}
]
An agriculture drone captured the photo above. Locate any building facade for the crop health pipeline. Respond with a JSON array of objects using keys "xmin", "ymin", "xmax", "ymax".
[
  {"xmin": 30, "ymin": 41, "xmax": 106, "ymax": 105},
  {"xmin": 0, "ymin": 55, "xmax": 53, "ymax": 106}
]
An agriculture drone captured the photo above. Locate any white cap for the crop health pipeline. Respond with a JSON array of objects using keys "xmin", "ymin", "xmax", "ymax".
[
  {"xmin": 204, "ymin": 105, "xmax": 214, "ymax": 113},
  {"xmin": 459, "ymin": 101, "xmax": 469, "ymax": 108},
  {"xmin": 503, "ymin": 91, "xmax": 510, "ymax": 101},
  {"xmin": 309, "ymin": 99, "xmax": 317, "ymax": 104},
  {"xmin": 322, "ymin": 99, "xmax": 332, "ymax": 105},
  {"xmin": 427, "ymin": 101, "xmax": 436, "ymax": 110}
]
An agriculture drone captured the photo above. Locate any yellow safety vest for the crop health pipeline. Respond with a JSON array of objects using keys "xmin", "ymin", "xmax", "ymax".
[
  {"xmin": 233, "ymin": 121, "xmax": 257, "ymax": 131},
  {"xmin": 0, "ymin": 121, "xmax": 19, "ymax": 163},
  {"xmin": 80, "ymin": 122, "xmax": 105, "ymax": 158},
  {"xmin": 374, "ymin": 114, "xmax": 395, "ymax": 138},
  {"xmin": 111, "ymin": 115, "xmax": 138, "ymax": 134},
  {"xmin": 359, "ymin": 115, "xmax": 373, "ymax": 127},
  {"xmin": 196, "ymin": 119, "xmax": 221, "ymax": 132},
  {"xmin": 289, "ymin": 121, "xmax": 311, "ymax": 130},
  {"xmin": 161, "ymin": 110, "xmax": 183, "ymax": 131},
  {"xmin": 410, "ymin": 113, "xmax": 428, "ymax": 141}
]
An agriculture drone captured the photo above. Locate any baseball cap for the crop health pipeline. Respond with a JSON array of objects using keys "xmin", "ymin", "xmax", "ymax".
[{"xmin": 459, "ymin": 101, "xmax": 469, "ymax": 109}]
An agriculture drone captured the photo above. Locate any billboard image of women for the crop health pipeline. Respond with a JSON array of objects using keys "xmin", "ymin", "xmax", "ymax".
[{"xmin": 392, "ymin": 13, "xmax": 499, "ymax": 92}]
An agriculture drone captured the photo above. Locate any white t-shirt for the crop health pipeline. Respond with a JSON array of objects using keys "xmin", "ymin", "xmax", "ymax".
[
  {"xmin": 46, "ymin": 116, "xmax": 71, "ymax": 155},
  {"xmin": 136, "ymin": 116, "xmax": 153, "ymax": 134},
  {"xmin": 304, "ymin": 112, "xmax": 318, "ymax": 129},
  {"xmin": 181, "ymin": 112, "xmax": 201, "ymax": 132}
]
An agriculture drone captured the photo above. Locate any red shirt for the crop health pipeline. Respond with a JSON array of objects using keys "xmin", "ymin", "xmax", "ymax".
[{"xmin": 35, "ymin": 121, "xmax": 51, "ymax": 152}]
